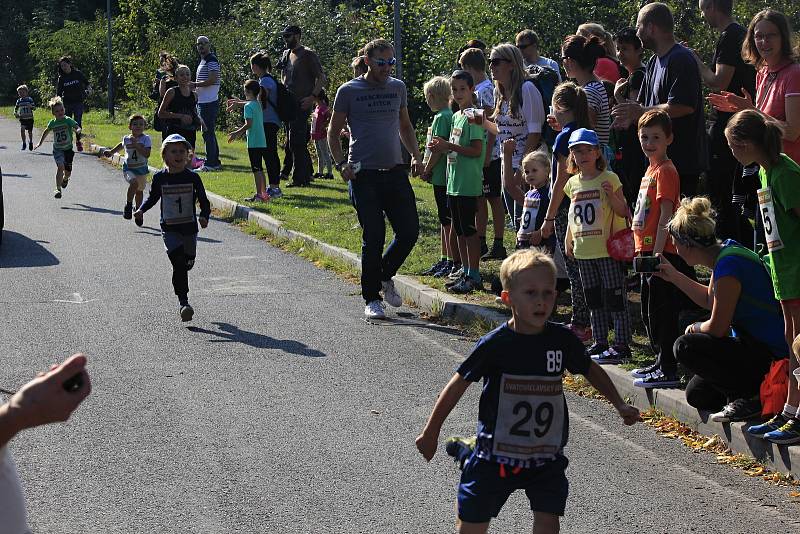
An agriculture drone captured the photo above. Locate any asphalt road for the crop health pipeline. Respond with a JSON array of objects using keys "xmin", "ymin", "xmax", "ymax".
[{"xmin": 1, "ymin": 116, "xmax": 799, "ymax": 533}]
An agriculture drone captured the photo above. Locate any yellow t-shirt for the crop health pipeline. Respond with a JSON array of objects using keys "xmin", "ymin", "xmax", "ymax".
[{"xmin": 563, "ymin": 169, "xmax": 625, "ymax": 260}]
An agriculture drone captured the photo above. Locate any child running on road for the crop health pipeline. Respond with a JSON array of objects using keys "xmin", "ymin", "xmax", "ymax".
[
  {"xmin": 228, "ymin": 80, "xmax": 269, "ymax": 202},
  {"xmin": 134, "ymin": 134, "xmax": 211, "ymax": 322},
  {"xmin": 14, "ymin": 85, "xmax": 35, "ymax": 151},
  {"xmin": 102, "ymin": 115, "xmax": 152, "ymax": 225},
  {"xmin": 726, "ymin": 110, "xmax": 800, "ymax": 445},
  {"xmin": 563, "ymin": 128, "xmax": 632, "ymax": 363},
  {"xmin": 420, "ymin": 75, "xmax": 456, "ymax": 278},
  {"xmin": 416, "ymin": 249, "xmax": 640, "ymax": 534},
  {"xmin": 34, "ymin": 96, "xmax": 82, "ymax": 199}
]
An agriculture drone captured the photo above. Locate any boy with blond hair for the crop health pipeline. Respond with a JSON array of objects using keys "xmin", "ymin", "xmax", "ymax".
[{"xmin": 416, "ymin": 249, "xmax": 640, "ymax": 534}]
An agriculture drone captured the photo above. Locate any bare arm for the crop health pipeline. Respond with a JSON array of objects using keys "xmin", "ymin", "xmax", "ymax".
[
  {"xmin": 399, "ymin": 106, "xmax": 422, "ymax": 176},
  {"xmin": 158, "ymin": 89, "xmax": 176, "ymax": 119},
  {"xmin": 415, "ymin": 374, "xmax": 471, "ymax": 461},
  {"xmin": 33, "ymin": 128, "xmax": 51, "ymax": 149},
  {"xmin": 779, "ymin": 96, "xmax": 800, "ymax": 142},
  {"xmin": 327, "ymin": 110, "xmax": 348, "ymax": 165},
  {"xmin": 654, "ymin": 255, "xmax": 712, "ymax": 309},
  {"xmin": 694, "ymin": 53, "xmax": 735, "ymax": 93},
  {"xmin": 652, "ymin": 199, "xmax": 674, "ymax": 255},
  {"xmin": 193, "ymin": 70, "xmax": 219, "ymax": 88},
  {"xmin": 693, "ymin": 275, "xmax": 740, "ymax": 337}
]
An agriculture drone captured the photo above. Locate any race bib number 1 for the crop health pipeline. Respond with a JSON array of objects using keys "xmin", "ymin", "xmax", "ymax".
[
  {"xmin": 570, "ymin": 190, "xmax": 602, "ymax": 237},
  {"xmin": 161, "ymin": 184, "xmax": 195, "ymax": 225},
  {"xmin": 758, "ymin": 186, "xmax": 784, "ymax": 252},
  {"xmin": 492, "ymin": 372, "xmax": 565, "ymax": 461}
]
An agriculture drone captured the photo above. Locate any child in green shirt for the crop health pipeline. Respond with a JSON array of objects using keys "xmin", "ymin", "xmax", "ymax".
[{"xmin": 34, "ymin": 96, "xmax": 82, "ymax": 199}]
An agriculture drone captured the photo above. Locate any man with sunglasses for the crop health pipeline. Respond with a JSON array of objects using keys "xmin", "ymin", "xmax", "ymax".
[
  {"xmin": 327, "ymin": 39, "xmax": 422, "ymax": 319},
  {"xmin": 192, "ymin": 36, "xmax": 222, "ymax": 171},
  {"xmin": 515, "ymin": 29, "xmax": 562, "ymax": 82},
  {"xmin": 276, "ymin": 25, "xmax": 326, "ymax": 187}
]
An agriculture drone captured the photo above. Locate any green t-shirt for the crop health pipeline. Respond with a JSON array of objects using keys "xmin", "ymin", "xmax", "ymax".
[
  {"xmin": 759, "ymin": 153, "xmax": 800, "ymax": 299},
  {"xmin": 446, "ymin": 111, "xmax": 486, "ymax": 196},
  {"xmin": 47, "ymin": 116, "xmax": 79, "ymax": 150},
  {"xmin": 243, "ymin": 100, "xmax": 267, "ymax": 148},
  {"xmin": 563, "ymin": 169, "xmax": 625, "ymax": 260},
  {"xmin": 423, "ymin": 108, "xmax": 453, "ymax": 187}
]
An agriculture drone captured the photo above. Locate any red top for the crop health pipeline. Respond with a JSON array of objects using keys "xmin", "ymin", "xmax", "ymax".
[
  {"xmin": 311, "ymin": 103, "xmax": 331, "ymax": 140},
  {"xmin": 594, "ymin": 57, "xmax": 622, "ymax": 83},
  {"xmin": 757, "ymin": 61, "xmax": 800, "ymax": 164}
]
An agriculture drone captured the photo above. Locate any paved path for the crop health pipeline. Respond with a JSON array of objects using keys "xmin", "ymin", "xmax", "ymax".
[{"xmin": 1, "ymin": 117, "xmax": 799, "ymax": 532}]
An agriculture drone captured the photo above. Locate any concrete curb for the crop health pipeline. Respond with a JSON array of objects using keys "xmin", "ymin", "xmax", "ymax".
[{"xmin": 89, "ymin": 143, "xmax": 800, "ymax": 477}]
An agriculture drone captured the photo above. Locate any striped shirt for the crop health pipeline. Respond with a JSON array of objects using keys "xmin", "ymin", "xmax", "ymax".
[
  {"xmin": 583, "ymin": 80, "xmax": 611, "ymax": 145},
  {"xmin": 195, "ymin": 52, "xmax": 221, "ymax": 104}
]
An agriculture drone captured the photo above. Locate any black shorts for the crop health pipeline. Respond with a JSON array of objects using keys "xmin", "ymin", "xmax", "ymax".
[
  {"xmin": 19, "ymin": 119, "xmax": 33, "ymax": 131},
  {"xmin": 449, "ymin": 195, "xmax": 478, "ymax": 237},
  {"xmin": 433, "ymin": 185, "xmax": 451, "ymax": 226},
  {"xmin": 482, "ymin": 158, "xmax": 502, "ymax": 198},
  {"xmin": 248, "ymin": 147, "xmax": 269, "ymax": 172}
]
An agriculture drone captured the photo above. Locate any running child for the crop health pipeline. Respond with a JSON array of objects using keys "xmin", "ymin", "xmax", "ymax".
[
  {"xmin": 563, "ymin": 128, "xmax": 632, "ymax": 363},
  {"xmin": 726, "ymin": 110, "xmax": 800, "ymax": 445},
  {"xmin": 102, "ymin": 114, "xmax": 152, "ymax": 225},
  {"xmin": 134, "ymin": 134, "xmax": 211, "ymax": 322},
  {"xmin": 630, "ymin": 110, "xmax": 693, "ymax": 388},
  {"xmin": 311, "ymin": 91, "xmax": 334, "ymax": 180},
  {"xmin": 501, "ymin": 140, "xmax": 555, "ymax": 252},
  {"xmin": 228, "ymin": 80, "xmax": 269, "ymax": 202},
  {"xmin": 33, "ymin": 96, "xmax": 82, "ymax": 199},
  {"xmin": 428, "ymin": 70, "xmax": 488, "ymax": 294},
  {"xmin": 415, "ymin": 249, "xmax": 640, "ymax": 534},
  {"xmin": 420, "ymin": 75, "xmax": 456, "ymax": 278},
  {"xmin": 14, "ymin": 85, "xmax": 35, "ymax": 151}
]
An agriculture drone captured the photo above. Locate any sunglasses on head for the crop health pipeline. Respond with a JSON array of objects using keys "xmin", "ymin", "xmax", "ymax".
[
  {"xmin": 372, "ymin": 57, "xmax": 397, "ymax": 67},
  {"xmin": 488, "ymin": 57, "xmax": 510, "ymax": 66}
]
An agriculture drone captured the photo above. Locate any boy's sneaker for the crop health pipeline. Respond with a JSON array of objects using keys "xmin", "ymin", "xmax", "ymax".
[
  {"xmin": 54, "ymin": 190, "xmax": 62, "ymax": 199},
  {"xmin": 180, "ymin": 304, "xmax": 194, "ymax": 322},
  {"xmin": 449, "ymin": 276, "xmax": 481, "ymax": 294},
  {"xmin": 445, "ymin": 274, "xmax": 465, "ymax": 289},
  {"xmin": 592, "ymin": 346, "xmax": 630, "ymax": 365},
  {"xmin": 21, "ymin": 142, "xmax": 26, "ymax": 151},
  {"xmin": 747, "ymin": 413, "xmax": 792, "ymax": 438},
  {"xmin": 445, "ymin": 435, "xmax": 476, "ymax": 470},
  {"xmin": 630, "ymin": 363, "xmax": 658, "ymax": 379},
  {"xmin": 448, "ymin": 266, "xmax": 464, "ymax": 280},
  {"xmin": 61, "ymin": 176, "xmax": 69, "ymax": 189},
  {"xmin": 762, "ymin": 418, "xmax": 800, "ymax": 445},
  {"xmin": 633, "ymin": 368, "xmax": 681, "ymax": 389},
  {"xmin": 28, "ymin": 142, "xmax": 33, "ymax": 151},
  {"xmin": 381, "ymin": 279, "xmax": 403, "ymax": 307},
  {"xmin": 257, "ymin": 192, "xmax": 270, "ymax": 203},
  {"xmin": 267, "ymin": 187, "xmax": 283, "ymax": 199},
  {"xmin": 586, "ymin": 343, "xmax": 608, "ymax": 357},
  {"xmin": 481, "ymin": 242, "xmax": 507, "ymax": 261},
  {"xmin": 123, "ymin": 203, "xmax": 133, "ymax": 220},
  {"xmin": 710, "ymin": 396, "xmax": 761, "ymax": 423},
  {"xmin": 364, "ymin": 300, "xmax": 386, "ymax": 320},
  {"xmin": 433, "ymin": 260, "xmax": 453, "ymax": 278},
  {"xmin": 423, "ymin": 259, "xmax": 447, "ymax": 276},
  {"xmin": 567, "ymin": 323, "xmax": 593, "ymax": 343}
]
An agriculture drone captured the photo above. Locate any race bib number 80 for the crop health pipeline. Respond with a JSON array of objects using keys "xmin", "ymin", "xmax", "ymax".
[
  {"xmin": 161, "ymin": 184, "xmax": 195, "ymax": 226},
  {"xmin": 570, "ymin": 190, "xmax": 602, "ymax": 238},
  {"xmin": 492, "ymin": 372, "xmax": 565, "ymax": 461}
]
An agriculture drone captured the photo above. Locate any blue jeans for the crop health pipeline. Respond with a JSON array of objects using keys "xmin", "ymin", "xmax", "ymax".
[
  {"xmin": 64, "ymin": 102, "xmax": 84, "ymax": 127},
  {"xmin": 349, "ymin": 168, "xmax": 419, "ymax": 303},
  {"xmin": 198, "ymin": 100, "xmax": 220, "ymax": 167}
]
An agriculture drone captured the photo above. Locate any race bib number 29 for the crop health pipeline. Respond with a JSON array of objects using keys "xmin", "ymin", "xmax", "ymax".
[
  {"xmin": 492, "ymin": 372, "xmax": 565, "ymax": 461},
  {"xmin": 758, "ymin": 187, "xmax": 784, "ymax": 252}
]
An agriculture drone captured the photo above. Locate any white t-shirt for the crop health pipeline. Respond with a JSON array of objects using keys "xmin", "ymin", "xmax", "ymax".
[
  {"xmin": 122, "ymin": 133, "xmax": 152, "ymax": 171},
  {"xmin": 0, "ymin": 447, "xmax": 29, "ymax": 534},
  {"xmin": 492, "ymin": 81, "xmax": 545, "ymax": 166}
]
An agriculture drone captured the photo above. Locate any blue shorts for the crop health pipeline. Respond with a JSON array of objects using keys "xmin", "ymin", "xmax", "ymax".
[
  {"xmin": 457, "ymin": 454, "xmax": 569, "ymax": 523},
  {"xmin": 53, "ymin": 148, "xmax": 75, "ymax": 170}
]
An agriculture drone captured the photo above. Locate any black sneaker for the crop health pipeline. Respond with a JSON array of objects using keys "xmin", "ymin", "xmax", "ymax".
[
  {"xmin": 61, "ymin": 176, "xmax": 69, "ymax": 189},
  {"xmin": 633, "ymin": 368, "xmax": 681, "ymax": 389},
  {"xmin": 630, "ymin": 362, "xmax": 659, "ymax": 379},
  {"xmin": 180, "ymin": 304, "xmax": 194, "ymax": 322},
  {"xmin": 445, "ymin": 435, "xmax": 476, "ymax": 470},
  {"xmin": 710, "ymin": 396, "xmax": 761, "ymax": 423},
  {"xmin": 481, "ymin": 242, "xmax": 507, "ymax": 261},
  {"xmin": 54, "ymin": 190, "xmax": 62, "ymax": 199},
  {"xmin": 432, "ymin": 260, "xmax": 453, "ymax": 278},
  {"xmin": 28, "ymin": 142, "xmax": 33, "ymax": 151},
  {"xmin": 422, "ymin": 259, "xmax": 446, "ymax": 276},
  {"xmin": 123, "ymin": 203, "xmax": 133, "ymax": 220},
  {"xmin": 445, "ymin": 274, "xmax": 465, "ymax": 289},
  {"xmin": 586, "ymin": 343, "xmax": 609, "ymax": 357}
]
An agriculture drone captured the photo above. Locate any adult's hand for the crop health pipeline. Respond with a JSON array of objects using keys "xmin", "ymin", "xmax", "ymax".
[
  {"xmin": 652, "ymin": 253, "xmax": 678, "ymax": 283},
  {"xmin": 611, "ymin": 102, "xmax": 644, "ymax": 130},
  {"xmin": 410, "ymin": 158, "xmax": 422, "ymax": 177},
  {"xmin": 707, "ymin": 89, "xmax": 754, "ymax": 113},
  {"xmin": 300, "ymin": 96, "xmax": 315, "ymax": 110},
  {"xmin": 541, "ymin": 219, "xmax": 554, "ymax": 239},
  {"xmin": 340, "ymin": 164, "xmax": 356, "ymax": 182}
]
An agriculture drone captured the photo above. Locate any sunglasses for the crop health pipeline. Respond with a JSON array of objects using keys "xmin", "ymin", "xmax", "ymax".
[
  {"xmin": 372, "ymin": 57, "xmax": 397, "ymax": 67},
  {"xmin": 516, "ymin": 43, "xmax": 533, "ymax": 50},
  {"xmin": 488, "ymin": 57, "xmax": 510, "ymax": 66}
]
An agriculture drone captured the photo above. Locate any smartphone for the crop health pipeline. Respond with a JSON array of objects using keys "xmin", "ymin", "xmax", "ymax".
[{"xmin": 633, "ymin": 256, "xmax": 661, "ymax": 273}]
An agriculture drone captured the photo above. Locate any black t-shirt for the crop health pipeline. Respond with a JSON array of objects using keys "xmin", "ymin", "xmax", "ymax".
[
  {"xmin": 457, "ymin": 322, "xmax": 591, "ymax": 467},
  {"xmin": 56, "ymin": 69, "xmax": 89, "ymax": 105},
  {"xmin": 638, "ymin": 44, "xmax": 708, "ymax": 174},
  {"xmin": 710, "ymin": 23, "xmax": 756, "ymax": 130}
]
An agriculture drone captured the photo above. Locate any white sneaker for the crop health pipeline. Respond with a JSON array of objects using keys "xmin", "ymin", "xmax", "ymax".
[
  {"xmin": 381, "ymin": 279, "xmax": 403, "ymax": 307},
  {"xmin": 364, "ymin": 300, "xmax": 386, "ymax": 319}
]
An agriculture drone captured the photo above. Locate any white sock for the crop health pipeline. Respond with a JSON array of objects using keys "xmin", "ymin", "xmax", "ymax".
[{"xmin": 783, "ymin": 403, "xmax": 798, "ymax": 419}]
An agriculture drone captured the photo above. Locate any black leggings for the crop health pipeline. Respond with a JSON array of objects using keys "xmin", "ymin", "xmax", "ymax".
[
  {"xmin": 675, "ymin": 332, "xmax": 773, "ymax": 411},
  {"xmin": 167, "ymin": 246, "xmax": 196, "ymax": 301},
  {"xmin": 264, "ymin": 122, "xmax": 281, "ymax": 185}
]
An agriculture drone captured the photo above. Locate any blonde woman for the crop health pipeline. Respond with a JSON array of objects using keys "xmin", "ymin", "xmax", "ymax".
[{"xmin": 158, "ymin": 64, "xmax": 204, "ymax": 147}]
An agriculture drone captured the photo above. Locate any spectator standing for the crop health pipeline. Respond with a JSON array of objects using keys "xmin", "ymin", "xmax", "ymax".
[
  {"xmin": 55, "ymin": 56, "xmax": 91, "ymax": 127},
  {"xmin": 327, "ymin": 39, "xmax": 422, "ymax": 319},
  {"xmin": 278, "ymin": 25, "xmax": 327, "ymax": 187},
  {"xmin": 693, "ymin": 0, "xmax": 756, "ymax": 242},
  {"xmin": 612, "ymin": 2, "xmax": 708, "ymax": 197},
  {"xmin": 192, "ymin": 36, "xmax": 222, "ymax": 171},
  {"xmin": 515, "ymin": 29, "xmax": 562, "ymax": 81},
  {"xmin": 158, "ymin": 65, "xmax": 203, "ymax": 149},
  {"xmin": 577, "ymin": 23, "xmax": 624, "ymax": 83}
]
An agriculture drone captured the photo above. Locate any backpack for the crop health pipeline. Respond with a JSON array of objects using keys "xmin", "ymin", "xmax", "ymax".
[{"xmin": 523, "ymin": 64, "xmax": 560, "ymax": 147}]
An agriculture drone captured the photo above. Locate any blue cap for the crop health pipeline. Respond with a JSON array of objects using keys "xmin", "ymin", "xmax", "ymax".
[
  {"xmin": 568, "ymin": 128, "xmax": 600, "ymax": 148},
  {"xmin": 161, "ymin": 133, "xmax": 192, "ymax": 149}
]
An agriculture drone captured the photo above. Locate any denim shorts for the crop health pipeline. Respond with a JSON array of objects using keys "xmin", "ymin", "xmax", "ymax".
[{"xmin": 52, "ymin": 148, "xmax": 75, "ymax": 170}]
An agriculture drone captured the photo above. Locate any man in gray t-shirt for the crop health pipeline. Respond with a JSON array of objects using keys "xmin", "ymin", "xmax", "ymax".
[{"xmin": 327, "ymin": 39, "xmax": 423, "ymax": 320}]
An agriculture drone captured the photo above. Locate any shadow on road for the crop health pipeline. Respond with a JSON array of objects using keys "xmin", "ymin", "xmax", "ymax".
[
  {"xmin": 134, "ymin": 225, "xmax": 222, "ymax": 244},
  {"xmin": 61, "ymin": 204, "xmax": 123, "ymax": 216},
  {"xmin": 365, "ymin": 312, "xmax": 465, "ymax": 336},
  {"xmin": 2, "ymin": 173, "xmax": 30, "ymax": 178},
  {"xmin": 186, "ymin": 321, "xmax": 327, "ymax": 357},
  {"xmin": 0, "ymin": 231, "xmax": 59, "ymax": 268}
]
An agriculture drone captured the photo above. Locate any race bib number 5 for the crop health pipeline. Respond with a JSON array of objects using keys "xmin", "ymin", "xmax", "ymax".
[
  {"xmin": 161, "ymin": 184, "xmax": 195, "ymax": 225},
  {"xmin": 758, "ymin": 187, "xmax": 784, "ymax": 252},
  {"xmin": 570, "ymin": 190, "xmax": 602, "ymax": 238},
  {"xmin": 492, "ymin": 372, "xmax": 565, "ymax": 461}
]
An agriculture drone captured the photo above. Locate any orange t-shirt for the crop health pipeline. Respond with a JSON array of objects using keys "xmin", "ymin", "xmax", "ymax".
[{"xmin": 632, "ymin": 159, "xmax": 679, "ymax": 254}]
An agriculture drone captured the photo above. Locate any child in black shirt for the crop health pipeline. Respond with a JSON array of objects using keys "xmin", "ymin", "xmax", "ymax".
[{"xmin": 134, "ymin": 134, "xmax": 211, "ymax": 321}]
